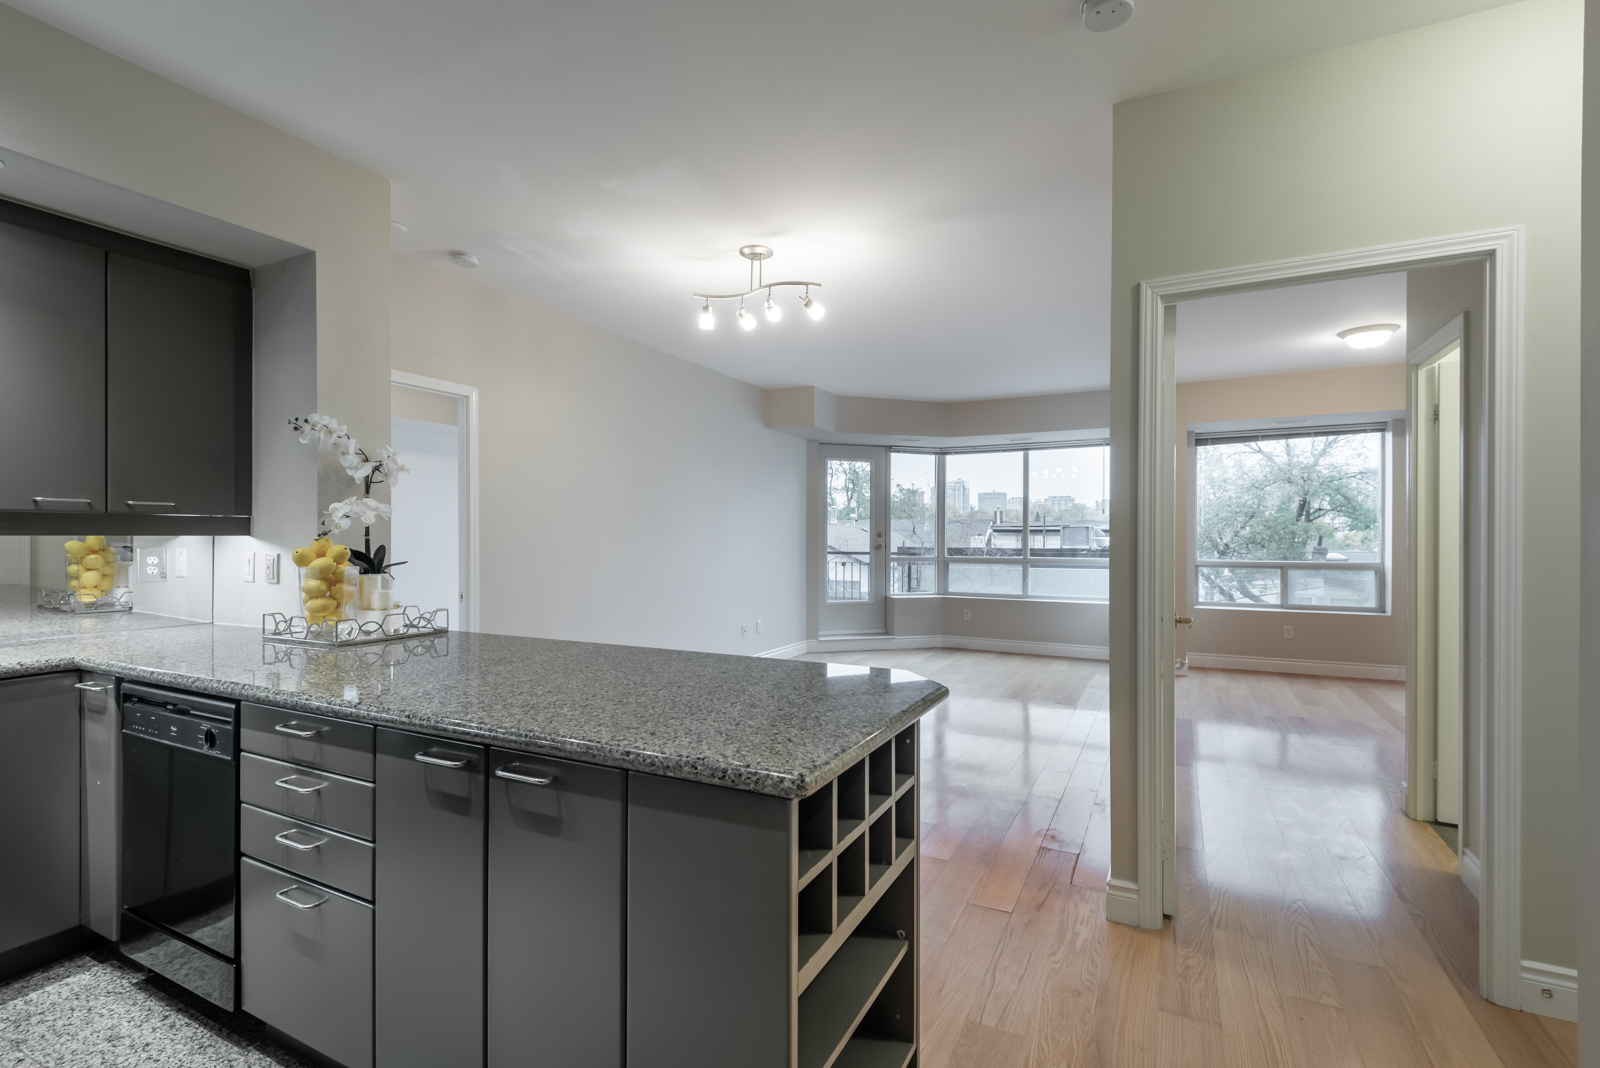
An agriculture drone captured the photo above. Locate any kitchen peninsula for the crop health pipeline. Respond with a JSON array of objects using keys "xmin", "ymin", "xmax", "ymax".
[{"xmin": 0, "ymin": 617, "xmax": 945, "ymax": 1068}]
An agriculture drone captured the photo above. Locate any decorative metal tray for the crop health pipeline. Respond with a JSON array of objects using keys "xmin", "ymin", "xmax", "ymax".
[
  {"xmin": 262, "ymin": 606, "xmax": 449, "ymax": 647},
  {"xmin": 36, "ymin": 588, "xmax": 134, "ymax": 614}
]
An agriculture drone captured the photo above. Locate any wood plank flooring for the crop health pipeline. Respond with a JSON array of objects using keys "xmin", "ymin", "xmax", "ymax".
[{"xmin": 797, "ymin": 649, "xmax": 1576, "ymax": 1068}]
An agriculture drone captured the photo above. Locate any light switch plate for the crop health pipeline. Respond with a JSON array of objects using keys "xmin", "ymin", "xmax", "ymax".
[
  {"xmin": 264, "ymin": 553, "xmax": 280, "ymax": 584},
  {"xmin": 174, "ymin": 548, "xmax": 186, "ymax": 578},
  {"xmin": 242, "ymin": 551, "xmax": 255, "ymax": 583},
  {"xmin": 139, "ymin": 548, "xmax": 167, "ymax": 583}
]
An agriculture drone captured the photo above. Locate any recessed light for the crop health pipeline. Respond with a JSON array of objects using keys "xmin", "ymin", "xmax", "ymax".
[
  {"xmin": 389, "ymin": 220, "xmax": 407, "ymax": 234},
  {"xmin": 449, "ymin": 251, "xmax": 479, "ymax": 268},
  {"xmin": 1337, "ymin": 323, "xmax": 1401, "ymax": 350}
]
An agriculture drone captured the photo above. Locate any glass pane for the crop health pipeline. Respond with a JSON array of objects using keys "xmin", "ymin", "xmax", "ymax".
[
  {"xmin": 1028, "ymin": 445, "xmax": 1110, "ymax": 559},
  {"xmin": 889, "ymin": 453, "xmax": 937, "ymax": 558},
  {"xmin": 945, "ymin": 451, "xmax": 1024, "ymax": 557},
  {"xmin": 1196, "ymin": 567, "xmax": 1282, "ymax": 605},
  {"xmin": 1027, "ymin": 566, "xmax": 1109, "ymax": 600},
  {"xmin": 948, "ymin": 563, "xmax": 1023, "ymax": 596},
  {"xmin": 1195, "ymin": 430, "xmax": 1382, "ymax": 562},
  {"xmin": 890, "ymin": 561, "xmax": 938, "ymax": 595},
  {"xmin": 1287, "ymin": 569, "xmax": 1378, "ymax": 608},
  {"xmin": 826, "ymin": 458, "xmax": 872, "ymax": 602}
]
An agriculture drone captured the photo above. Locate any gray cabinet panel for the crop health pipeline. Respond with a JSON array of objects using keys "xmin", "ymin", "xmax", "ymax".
[
  {"xmin": 628, "ymin": 773, "xmax": 792, "ymax": 1068},
  {"xmin": 107, "ymin": 253, "xmax": 251, "ymax": 518},
  {"xmin": 240, "ymin": 753, "xmax": 374, "ymax": 840},
  {"xmin": 79, "ymin": 672, "xmax": 120, "ymax": 941},
  {"xmin": 0, "ymin": 221, "xmax": 105, "ymax": 513},
  {"xmin": 241, "ymin": 857, "xmax": 372, "ymax": 1068},
  {"xmin": 240, "ymin": 804, "xmax": 373, "ymax": 901},
  {"xmin": 241, "ymin": 703, "xmax": 375, "ymax": 781},
  {"xmin": 375, "ymin": 729, "xmax": 485, "ymax": 1068},
  {"xmin": 488, "ymin": 749, "xmax": 623, "ymax": 1068},
  {"xmin": 0, "ymin": 674, "xmax": 82, "ymax": 954}
]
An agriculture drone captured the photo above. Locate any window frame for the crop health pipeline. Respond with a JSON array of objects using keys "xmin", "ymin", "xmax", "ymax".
[{"xmin": 1189, "ymin": 421, "xmax": 1391, "ymax": 615}]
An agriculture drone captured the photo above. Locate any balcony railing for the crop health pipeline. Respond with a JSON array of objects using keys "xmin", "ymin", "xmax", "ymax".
[{"xmin": 826, "ymin": 553, "xmax": 870, "ymax": 602}]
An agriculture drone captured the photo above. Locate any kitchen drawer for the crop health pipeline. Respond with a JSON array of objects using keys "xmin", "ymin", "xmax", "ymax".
[
  {"xmin": 240, "ymin": 753, "xmax": 374, "ymax": 840},
  {"xmin": 241, "ymin": 857, "xmax": 372, "ymax": 1068},
  {"xmin": 240, "ymin": 804, "xmax": 373, "ymax": 900},
  {"xmin": 241, "ymin": 703, "xmax": 374, "ymax": 781}
]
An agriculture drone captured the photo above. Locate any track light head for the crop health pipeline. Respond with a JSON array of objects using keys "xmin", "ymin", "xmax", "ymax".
[
  {"xmin": 801, "ymin": 293, "xmax": 826, "ymax": 321},
  {"xmin": 737, "ymin": 305, "xmax": 758, "ymax": 331},
  {"xmin": 698, "ymin": 303, "xmax": 715, "ymax": 330},
  {"xmin": 764, "ymin": 295, "xmax": 782, "ymax": 323}
]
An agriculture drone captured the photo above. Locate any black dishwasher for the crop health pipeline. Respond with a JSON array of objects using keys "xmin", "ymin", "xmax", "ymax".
[{"xmin": 119, "ymin": 681, "xmax": 239, "ymax": 1009}]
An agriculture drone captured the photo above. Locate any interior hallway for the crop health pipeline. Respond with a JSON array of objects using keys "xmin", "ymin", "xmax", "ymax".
[{"xmin": 798, "ymin": 649, "xmax": 1577, "ymax": 1067}]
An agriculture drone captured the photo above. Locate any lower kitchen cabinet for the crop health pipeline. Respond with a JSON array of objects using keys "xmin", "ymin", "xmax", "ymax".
[
  {"xmin": 241, "ymin": 857, "xmax": 372, "ymax": 1068},
  {"xmin": 488, "ymin": 748, "xmax": 625, "ymax": 1068},
  {"xmin": 0, "ymin": 673, "xmax": 81, "ymax": 971},
  {"xmin": 374, "ymin": 728, "xmax": 486, "ymax": 1068}
]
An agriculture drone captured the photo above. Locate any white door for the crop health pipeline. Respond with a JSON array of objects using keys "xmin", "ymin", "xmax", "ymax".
[
  {"xmin": 818, "ymin": 445, "xmax": 888, "ymax": 636},
  {"xmin": 390, "ymin": 384, "xmax": 467, "ymax": 625}
]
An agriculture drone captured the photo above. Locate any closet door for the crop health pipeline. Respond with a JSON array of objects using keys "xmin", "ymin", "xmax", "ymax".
[{"xmin": 0, "ymin": 220, "xmax": 106, "ymax": 514}]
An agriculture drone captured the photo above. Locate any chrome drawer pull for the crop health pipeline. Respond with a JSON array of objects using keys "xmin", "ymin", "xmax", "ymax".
[
  {"xmin": 274, "ymin": 722, "xmax": 325, "ymax": 738},
  {"xmin": 414, "ymin": 750, "xmax": 472, "ymax": 768},
  {"xmin": 125, "ymin": 501, "xmax": 177, "ymax": 507},
  {"xmin": 275, "ymin": 775, "xmax": 327, "ymax": 793},
  {"xmin": 32, "ymin": 497, "xmax": 92, "ymax": 504},
  {"xmin": 74, "ymin": 682, "xmax": 114, "ymax": 693},
  {"xmin": 495, "ymin": 764, "xmax": 556, "ymax": 786},
  {"xmin": 274, "ymin": 829, "xmax": 328, "ymax": 851},
  {"xmin": 276, "ymin": 886, "xmax": 328, "ymax": 910}
]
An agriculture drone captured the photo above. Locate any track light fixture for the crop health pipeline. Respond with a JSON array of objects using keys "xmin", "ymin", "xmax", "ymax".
[{"xmin": 694, "ymin": 246, "xmax": 824, "ymax": 333}]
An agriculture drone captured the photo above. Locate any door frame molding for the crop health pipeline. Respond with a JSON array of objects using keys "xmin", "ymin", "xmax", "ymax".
[
  {"xmin": 1130, "ymin": 227, "xmax": 1523, "ymax": 1007},
  {"xmin": 390, "ymin": 370, "xmax": 481, "ymax": 633}
]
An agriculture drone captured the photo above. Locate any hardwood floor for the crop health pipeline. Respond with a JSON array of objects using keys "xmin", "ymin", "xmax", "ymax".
[{"xmin": 797, "ymin": 649, "xmax": 1577, "ymax": 1068}]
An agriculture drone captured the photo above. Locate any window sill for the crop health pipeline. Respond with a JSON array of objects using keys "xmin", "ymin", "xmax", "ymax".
[
  {"xmin": 1192, "ymin": 603, "xmax": 1391, "ymax": 618},
  {"xmin": 888, "ymin": 594, "xmax": 1110, "ymax": 606}
]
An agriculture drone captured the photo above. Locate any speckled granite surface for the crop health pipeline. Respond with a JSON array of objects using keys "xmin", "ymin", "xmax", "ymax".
[
  {"xmin": 0, "ymin": 625, "xmax": 946, "ymax": 798},
  {"xmin": 0, "ymin": 585, "xmax": 206, "ymax": 645}
]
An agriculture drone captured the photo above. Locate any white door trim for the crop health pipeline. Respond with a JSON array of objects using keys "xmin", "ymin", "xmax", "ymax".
[
  {"xmin": 390, "ymin": 370, "xmax": 481, "ymax": 633},
  {"xmin": 1131, "ymin": 227, "xmax": 1523, "ymax": 1009}
]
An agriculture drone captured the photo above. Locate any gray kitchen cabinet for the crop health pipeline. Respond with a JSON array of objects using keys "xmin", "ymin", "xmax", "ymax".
[
  {"xmin": 374, "ymin": 729, "xmax": 486, "ymax": 1068},
  {"xmin": 488, "ymin": 748, "xmax": 624, "ymax": 1068},
  {"xmin": 0, "ymin": 674, "xmax": 82, "ymax": 969},
  {"xmin": 240, "ymin": 752, "xmax": 374, "ymax": 839},
  {"xmin": 78, "ymin": 672, "xmax": 120, "ymax": 941},
  {"xmin": 241, "ymin": 857, "xmax": 372, "ymax": 1068},
  {"xmin": 0, "ymin": 219, "xmax": 106, "ymax": 515},
  {"xmin": 107, "ymin": 253, "xmax": 251, "ymax": 520}
]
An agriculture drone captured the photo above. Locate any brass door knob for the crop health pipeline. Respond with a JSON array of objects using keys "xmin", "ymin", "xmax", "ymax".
[{"xmin": 1174, "ymin": 616, "xmax": 1193, "ymax": 626}]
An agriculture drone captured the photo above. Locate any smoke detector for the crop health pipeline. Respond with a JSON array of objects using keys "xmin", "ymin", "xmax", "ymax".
[
  {"xmin": 449, "ymin": 251, "xmax": 479, "ymax": 268},
  {"xmin": 1081, "ymin": 0, "xmax": 1133, "ymax": 32}
]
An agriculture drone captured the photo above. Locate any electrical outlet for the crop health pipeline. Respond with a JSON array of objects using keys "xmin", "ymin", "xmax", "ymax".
[
  {"xmin": 264, "ymin": 553, "xmax": 280, "ymax": 584},
  {"xmin": 1283, "ymin": 626, "xmax": 1294, "ymax": 639},
  {"xmin": 242, "ymin": 551, "xmax": 255, "ymax": 583},
  {"xmin": 755, "ymin": 619, "xmax": 763, "ymax": 634},
  {"xmin": 174, "ymin": 548, "xmax": 186, "ymax": 578},
  {"xmin": 963, "ymin": 609, "xmax": 972, "ymax": 621},
  {"xmin": 139, "ymin": 547, "xmax": 166, "ymax": 583}
]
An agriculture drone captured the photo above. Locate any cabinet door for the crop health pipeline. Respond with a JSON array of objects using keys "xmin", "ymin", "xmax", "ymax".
[
  {"xmin": 79, "ymin": 672, "xmax": 120, "ymax": 941},
  {"xmin": 488, "ymin": 749, "xmax": 624, "ymax": 1068},
  {"xmin": 0, "ymin": 221, "xmax": 106, "ymax": 514},
  {"xmin": 0, "ymin": 674, "xmax": 81, "ymax": 955},
  {"xmin": 375, "ymin": 729, "xmax": 485, "ymax": 1068},
  {"xmin": 107, "ymin": 253, "xmax": 250, "ymax": 518}
]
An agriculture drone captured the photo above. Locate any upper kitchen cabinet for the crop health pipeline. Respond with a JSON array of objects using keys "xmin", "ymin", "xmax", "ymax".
[
  {"xmin": 0, "ymin": 197, "xmax": 253, "ymax": 536},
  {"xmin": 0, "ymin": 219, "xmax": 107, "ymax": 515},
  {"xmin": 108, "ymin": 254, "xmax": 251, "ymax": 521}
]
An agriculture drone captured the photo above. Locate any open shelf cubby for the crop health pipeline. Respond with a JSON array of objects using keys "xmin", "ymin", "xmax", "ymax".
[{"xmin": 793, "ymin": 720, "xmax": 919, "ymax": 1068}]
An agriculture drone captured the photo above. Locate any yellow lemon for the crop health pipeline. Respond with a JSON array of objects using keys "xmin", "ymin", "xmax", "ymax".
[
  {"xmin": 82, "ymin": 554, "xmax": 105, "ymax": 571},
  {"xmin": 305, "ymin": 596, "xmax": 337, "ymax": 616},
  {"xmin": 79, "ymin": 569, "xmax": 101, "ymax": 587},
  {"xmin": 301, "ymin": 579, "xmax": 329, "ymax": 598},
  {"xmin": 78, "ymin": 591, "xmax": 99, "ymax": 603},
  {"xmin": 290, "ymin": 546, "xmax": 315, "ymax": 567},
  {"xmin": 67, "ymin": 564, "xmax": 81, "ymax": 578},
  {"xmin": 333, "ymin": 585, "xmax": 356, "ymax": 603},
  {"xmin": 69, "ymin": 579, "xmax": 80, "ymax": 591},
  {"xmin": 327, "ymin": 544, "xmax": 352, "ymax": 564},
  {"xmin": 311, "ymin": 537, "xmax": 332, "ymax": 557},
  {"xmin": 98, "ymin": 578, "xmax": 115, "ymax": 592},
  {"xmin": 64, "ymin": 540, "xmax": 87, "ymax": 556},
  {"xmin": 86, "ymin": 535, "xmax": 107, "ymax": 550},
  {"xmin": 307, "ymin": 558, "xmax": 335, "ymax": 579}
]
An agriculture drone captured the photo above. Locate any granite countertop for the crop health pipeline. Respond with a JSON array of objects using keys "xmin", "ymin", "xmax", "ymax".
[
  {"xmin": 0, "ymin": 584, "xmax": 208, "ymax": 645},
  {"xmin": 0, "ymin": 624, "xmax": 947, "ymax": 798}
]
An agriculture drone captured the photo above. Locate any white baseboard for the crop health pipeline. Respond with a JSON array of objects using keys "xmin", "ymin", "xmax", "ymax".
[
  {"xmin": 805, "ymin": 635, "xmax": 1109, "ymax": 660},
  {"xmin": 1519, "ymin": 960, "xmax": 1577, "ymax": 1022},
  {"xmin": 1185, "ymin": 652, "xmax": 1405, "ymax": 681},
  {"xmin": 755, "ymin": 640, "xmax": 810, "ymax": 659},
  {"xmin": 1105, "ymin": 878, "xmax": 1141, "ymax": 925},
  {"xmin": 1460, "ymin": 848, "xmax": 1481, "ymax": 900}
]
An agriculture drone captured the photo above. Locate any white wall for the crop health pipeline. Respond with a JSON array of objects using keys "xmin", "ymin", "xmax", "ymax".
[
  {"xmin": 390, "ymin": 253, "xmax": 807, "ymax": 655},
  {"xmin": 1109, "ymin": 0, "xmax": 1582, "ymax": 973}
]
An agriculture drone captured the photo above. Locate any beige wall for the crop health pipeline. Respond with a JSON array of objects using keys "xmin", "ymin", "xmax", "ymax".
[
  {"xmin": 1579, "ymin": 0, "xmax": 1599, "ymax": 1046},
  {"xmin": 1111, "ymin": 0, "xmax": 1582, "ymax": 971},
  {"xmin": 390, "ymin": 253, "xmax": 807, "ymax": 654},
  {"xmin": 1176, "ymin": 364, "xmax": 1407, "ymax": 669}
]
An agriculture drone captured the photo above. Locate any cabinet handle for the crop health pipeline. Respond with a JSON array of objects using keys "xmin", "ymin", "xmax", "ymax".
[
  {"xmin": 274, "ymin": 722, "xmax": 325, "ymax": 738},
  {"xmin": 125, "ymin": 500, "xmax": 177, "ymax": 508},
  {"xmin": 275, "ymin": 775, "xmax": 327, "ymax": 793},
  {"xmin": 495, "ymin": 764, "xmax": 556, "ymax": 786},
  {"xmin": 275, "ymin": 886, "xmax": 328, "ymax": 910},
  {"xmin": 274, "ymin": 829, "xmax": 328, "ymax": 851},
  {"xmin": 414, "ymin": 750, "xmax": 473, "ymax": 768},
  {"xmin": 74, "ymin": 682, "xmax": 114, "ymax": 693},
  {"xmin": 32, "ymin": 497, "xmax": 92, "ymax": 505}
]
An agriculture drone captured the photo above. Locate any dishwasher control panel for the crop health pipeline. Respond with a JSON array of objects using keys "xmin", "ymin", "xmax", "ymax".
[{"xmin": 123, "ymin": 698, "xmax": 235, "ymax": 758}]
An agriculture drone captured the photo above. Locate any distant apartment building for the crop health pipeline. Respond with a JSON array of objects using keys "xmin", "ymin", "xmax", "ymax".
[
  {"xmin": 977, "ymin": 491, "xmax": 1008, "ymax": 514},
  {"xmin": 946, "ymin": 478, "xmax": 970, "ymax": 513}
]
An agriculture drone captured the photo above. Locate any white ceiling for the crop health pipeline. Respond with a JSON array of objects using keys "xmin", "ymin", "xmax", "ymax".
[
  {"xmin": 1175, "ymin": 271, "xmax": 1408, "ymax": 382},
  {"xmin": 8, "ymin": 0, "xmax": 1511, "ymax": 400}
]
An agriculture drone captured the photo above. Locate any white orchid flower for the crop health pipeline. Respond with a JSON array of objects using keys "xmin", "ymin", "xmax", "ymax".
[{"xmin": 379, "ymin": 445, "xmax": 409, "ymax": 486}]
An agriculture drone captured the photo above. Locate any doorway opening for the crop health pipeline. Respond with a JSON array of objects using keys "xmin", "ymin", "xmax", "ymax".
[
  {"xmin": 819, "ymin": 444, "xmax": 887, "ymax": 636},
  {"xmin": 389, "ymin": 372, "xmax": 479, "ymax": 632}
]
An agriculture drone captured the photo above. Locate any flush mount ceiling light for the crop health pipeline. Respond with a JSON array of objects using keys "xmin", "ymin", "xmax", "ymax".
[
  {"xmin": 1337, "ymin": 323, "xmax": 1401, "ymax": 350},
  {"xmin": 694, "ymin": 246, "xmax": 823, "ymax": 332},
  {"xmin": 1081, "ymin": 0, "xmax": 1133, "ymax": 32}
]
